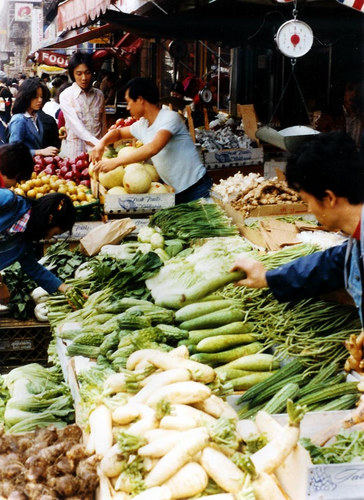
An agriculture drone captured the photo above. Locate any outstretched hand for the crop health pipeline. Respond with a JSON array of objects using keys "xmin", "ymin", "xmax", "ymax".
[{"xmin": 230, "ymin": 255, "xmax": 268, "ymax": 288}]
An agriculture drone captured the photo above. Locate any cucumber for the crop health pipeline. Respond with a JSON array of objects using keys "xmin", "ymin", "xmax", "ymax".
[
  {"xmin": 261, "ymin": 382, "xmax": 300, "ymax": 414},
  {"xmin": 221, "ymin": 353, "xmax": 280, "ymax": 372},
  {"xmin": 190, "ymin": 341, "xmax": 263, "ymax": 367},
  {"xmin": 196, "ymin": 333, "xmax": 258, "ymax": 353},
  {"xmin": 188, "ymin": 322, "xmax": 253, "ymax": 344},
  {"xmin": 215, "ymin": 367, "xmax": 254, "ymax": 381},
  {"xmin": 231, "ymin": 371, "xmax": 277, "ymax": 391},
  {"xmin": 175, "ymin": 300, "xmax": 238, "ymax": 322},
  {"xmin": 179, "ymin": 307, "xmax": 245, "ymax": 331}
]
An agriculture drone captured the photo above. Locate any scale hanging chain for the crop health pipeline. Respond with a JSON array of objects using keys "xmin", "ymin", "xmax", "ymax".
[
  {"xmin": 290, "ymin": 59, "xmax": 311, "ymax": 123},
  {"xmin": 269, "ymin": 58, "xmax": 311, "ymax": 127},
  {"xmin": 269, "ymin": 70, "xmax": 294, "ymax": 127},
  {"xmin": 292, "ymin": 0, "xmax": 298, "ymax": 19}
]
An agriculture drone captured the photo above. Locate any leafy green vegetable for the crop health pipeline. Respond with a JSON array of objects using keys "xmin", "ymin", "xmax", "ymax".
[{"xmin": 301, "ymin": 429, "xmax": 364, "ymax": 464}]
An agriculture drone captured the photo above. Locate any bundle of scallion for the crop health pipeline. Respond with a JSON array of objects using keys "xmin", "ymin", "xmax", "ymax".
[{"xmin": 148, "ymin": 200, "xmax": 239, "ymax": 240}]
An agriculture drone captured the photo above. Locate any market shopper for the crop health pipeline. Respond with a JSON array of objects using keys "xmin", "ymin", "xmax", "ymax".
[
  {"xmin": 0, "ymin": 142, "xmax": 34, "ymax": 187},
  {"xmin": 59, "ymin": 51, "xmax": 107, "ymax": 158},
  {"xmin": 90, "ymin": 77, "xmax": 212, "ymax": 203},
  {"xmin": 231, "ymin": 131, "xmax": 364, "ymax": 326},
  {"xmin": 0, "ymin": 189, "xmax": 75, "ymax": 305},
  {"xmin": 8, "ymin": 77, "xmax": 60, "ymax": 157}
]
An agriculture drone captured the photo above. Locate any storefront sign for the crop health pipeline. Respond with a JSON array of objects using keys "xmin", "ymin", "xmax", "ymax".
[
  {"xmin": 31, "ymin": 8, "xmax": 43, "ymax": 54},
  {"xmin": 14, "ymin": 3, "xmax": 32, "ymax": 22},
  {"xmin": 36, "ymin": 51, "xmax": 69, "ymax": 68}
]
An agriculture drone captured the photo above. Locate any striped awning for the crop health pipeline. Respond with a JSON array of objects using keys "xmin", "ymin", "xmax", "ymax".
[{"xmin": 57, "ymin": 0, "xmax": 115, "ymax": 31}]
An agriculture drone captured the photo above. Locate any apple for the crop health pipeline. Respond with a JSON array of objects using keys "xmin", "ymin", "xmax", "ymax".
[
  {"xmin": 60, "ymin": 166, "xmax": 68, "ymax": 176},
  {"xmin": 81, "ymin": 167, "xmax": 89, "ymax": 178},
  {"xmin": 80, "ymin": 179, "xmax": 90, "ymax": 187},
  {"xmin": 44, "ymin": 166, "xmax": 54, "ymax": 175}
]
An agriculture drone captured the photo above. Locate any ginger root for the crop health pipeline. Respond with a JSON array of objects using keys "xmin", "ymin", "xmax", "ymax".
[{"xmin": 344, "ymin": 331, "xmax": 364, "ymax": 373}]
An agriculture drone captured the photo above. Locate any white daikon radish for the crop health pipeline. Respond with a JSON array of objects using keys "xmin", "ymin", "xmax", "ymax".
[
  {"xmin": 89, "ymin": 405, "xmax": 113, "ymax": 456},
  {"xmin": 251, "ymin": 401, "xmax": 306, "ymax": 475},
  {"xmin": 197, "ymin": 496, "xmax": 235, "ymax": 500},
  {"xmin": 112, "ymin": 404, "xmax": 141, "ymax": 425},
  {"xmin": 255, "ymin": 409, "xmax": 311, "ymax": 500},
  {"xmin": 131, "ymin": 486, "xmax": 171, "ymax": 500},
  {"xmin": 126, "ymin": 349, "xmax": 215, "ymax": 383},
  {"xmin": 170, "ymin": 403, "xmax": 216, "ymax": 425},
  {"xmin": 145, "ymin": 427, "xmax": 209, "ymax": 487},
  {"xmin": 159, "ymin": 415, "xmax": 197, "ymax": 430},
  {"xmin": 97, "ymin": 468, "xmax": 113, "ymax": 500},
  {"xmin": 130, "ymin": 368, "xmax": 191, "ymax": 404},
  {"xmin": 104, "ymin": 373, "xmax": 128, "ymax": 395},
  {"xmin": 236, "ymin": 419, "xmax": 260, "ymax": 442},
  {"xmin": 144, "ymin": 429, "xmax": 181, "ymax": 442},
  {"xmin": 169, "ymin": 345, "xmax": 190, "ymax": 358},
  {"xmin": 193, "ymin": 394, "xmax": 239, "ymax": 420},
  {"xmin": 252, "ymin": 471, "xmax": 288, "ymax": 500},
  {"xmin": 100, "ymin": 444, "xmax": 125, "ymax": 478},
  {"xmin": 164, "ymin": 462, "xmax": 208, "ymax": 498},
  {"xmin": 146, "ymin": 381, "xmax": 211, "ymax": 407},
  {"xmin": 139, "ymin": 427, "xmax": 206, "ymax": 458},
  {"xmin": 200, "ymin": 446, "xmax": 245, "ymax": 493}
]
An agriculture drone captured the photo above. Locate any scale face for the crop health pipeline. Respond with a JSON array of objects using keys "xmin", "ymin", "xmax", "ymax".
[
  {"xmin": 199, "ymin": 86, "xmax": 213, "ymax": 104},
  {"xmin": 275, "ymin": 19, "xmax": 314, "ymax": 58}
]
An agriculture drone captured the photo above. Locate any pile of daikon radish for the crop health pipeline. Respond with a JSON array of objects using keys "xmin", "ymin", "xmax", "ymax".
[{"xmin": 84, "ymin": 347, "xmax": 311, "ymax": 500}]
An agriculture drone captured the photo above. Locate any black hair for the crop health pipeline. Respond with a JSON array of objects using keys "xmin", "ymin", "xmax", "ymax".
[
  {"xmin": 68, "ymin": 52, "xmax": 94, "ymax": 82},
  {"xmin": 25, "ymin": 193, "xmax": 76, "ymax": 241},
  {"xmin": 12, "ymin": 77, "xmax": 49, "ymax": 114},
  {"xmin": 54, "ymin": 81, "xmax": 72, "ymax": 104},
  {"xmin": 0, "ymin": 142, "xmax": 33, "ymax": 182},
  {"xmin": 285, "ymin": 131, "xmax": 364, "ymax": 205},
  {"xmin": 51, "ymin": 77, "xmax": 65, "ymax": 89},
  {"xmin": 170, "ymin": 82, "xmax": 184, "ymax": 96},
  {"xmin": 125, "ymin": 77, "xmax": 159, "ymax": 105}
]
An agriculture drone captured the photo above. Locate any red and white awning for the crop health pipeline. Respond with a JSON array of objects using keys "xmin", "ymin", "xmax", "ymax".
[{"xmin": 57, "ymin": 0, "xmax": 114, "ymax": 31}]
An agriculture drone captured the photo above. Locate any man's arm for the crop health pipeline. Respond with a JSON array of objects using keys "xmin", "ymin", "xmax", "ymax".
[{"xmin": 92, "ymin": 129, "xmax": 172, "ymax": 173}]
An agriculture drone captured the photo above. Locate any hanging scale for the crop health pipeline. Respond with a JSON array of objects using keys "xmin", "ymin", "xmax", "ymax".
[{"xmin": 275, "ymin": 2, "xmax": 314, "ymax": 58}]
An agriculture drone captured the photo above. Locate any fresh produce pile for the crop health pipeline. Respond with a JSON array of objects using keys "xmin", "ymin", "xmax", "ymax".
[
  {"xmin": 0, "ymin": 363, "xmax": 74, "ymax": 433},
  {"xmin": 0, "ymin": 424, "xmax": 100, "ymax": 499},
  {"xmin": 94, "ymin": 143, "xmax": 173, "ymax": 195},
  {"xmin": 211, "ymin": 172, "xmax": 304, "ymax": 218},
  {"xmin": 108, "ymin": 116, "xmax": 137, "ymax": 130},
  {"xmin": 32, "ymin": 151, "xmax": 91, "ymax": 186},
  {"xmin": 195, "ymin": 112, "xmax": 255, "ymax": 150},
  {"xmin": 74, "ymin": 347, "xmax": 308, "ymax": 499}
]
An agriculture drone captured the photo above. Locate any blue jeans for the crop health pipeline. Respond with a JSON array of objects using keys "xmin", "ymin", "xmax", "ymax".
[{"xmin": 175, "ymin": 173, "xmax": 213, "ymax": 204}]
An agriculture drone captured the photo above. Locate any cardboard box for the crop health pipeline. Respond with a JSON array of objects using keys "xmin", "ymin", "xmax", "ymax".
[
  {"xmin": 212, "ymin": 195, "xmax": 308, "ymax": 230},
  {"xmin": 92, "ymin": 179, "xmax": 175, "ymax": 214},
  {"xmin": 104, "ymin": 192, "xmax": 175, "ymax": 214},
  {"xmin": 203, "ymin": 147, "xmax": 264, "ymax": 169}
]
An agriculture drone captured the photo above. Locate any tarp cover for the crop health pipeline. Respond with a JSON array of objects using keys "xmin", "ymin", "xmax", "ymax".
[{"xmin": 57, "ymin": 0, "xmax": 113, "ymax": 31}]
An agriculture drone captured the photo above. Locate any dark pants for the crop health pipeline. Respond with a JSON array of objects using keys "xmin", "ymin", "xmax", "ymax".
[{"xmin": 175, "ymin": 172, "xmax": 212, "ymax": 204}]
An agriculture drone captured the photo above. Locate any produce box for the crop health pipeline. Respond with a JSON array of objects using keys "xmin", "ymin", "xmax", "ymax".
[
  {"xmin": 202, "ymin": 147, "xmax": 264, "ymax": 169},
  {"xmin": 91, "ymin": 179, "xmax": 175, "ymax": 214},
  {"xmin": 0, "ymin": 318, "xmax": 52, "ymax": 371},
  {"xmin": 74, "ymin": 199, "xmax": 102, "ymax": 221},
  {"xmin": 211, "ymin": 194, "xmax": 308, "ymax": 228}
]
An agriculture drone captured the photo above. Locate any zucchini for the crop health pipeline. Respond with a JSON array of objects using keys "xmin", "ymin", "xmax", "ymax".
[
  {"xmin": 237, "ymin": 359, "xmax": 305, "ymax": 405},
  {"xmin": 219, "ymin": 353, "xmax": 280, "ymax": 372},
  {"xmin": 66, "ymin": 343, "xmax": 100, "ymax": 358},
  {"xmin": 196, "ymin": 333, "xmax": 258, "ymax": 353},
  {"xmin": 261, "ymin": 382, "xmax": 300, "ymax": 414},
  {"xmin": 231, "ymin": 372, "xmax": 276, "ymax": 391},
  {"xmin": 188, "ymin": 322, "xmax": 253, "ymax": 344},
  {"xmin": 72, "ymin": 331, "xmax": 105, "ymax": 346},
  {"xmin": 175, "ymin": 299, "xmax": 238, "ymax": 322},
  {"xmin": 190, "ymin": 341, "xmax": 263, "ymax": 367},
  {"xmin": 179, "ymin": 307, "xmax": 245, "ymax": 331}
]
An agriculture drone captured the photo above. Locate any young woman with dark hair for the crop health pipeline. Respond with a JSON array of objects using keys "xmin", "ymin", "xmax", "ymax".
[
  {"xmin": 0, "ymin": 190, "xmax": 76, "ymax": 304},
  {"xmin": 59, "ymin": 51, "xmax": 106, "ymax": 158},
  {"xmin": 8, "ymin": 77, "xmax": 60, "ymax": 157}
]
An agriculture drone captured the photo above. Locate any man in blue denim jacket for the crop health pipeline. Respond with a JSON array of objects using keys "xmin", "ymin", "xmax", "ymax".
[{"xmin": 231, "ymin": 131, "xmax": 364, "ymax": 326}]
